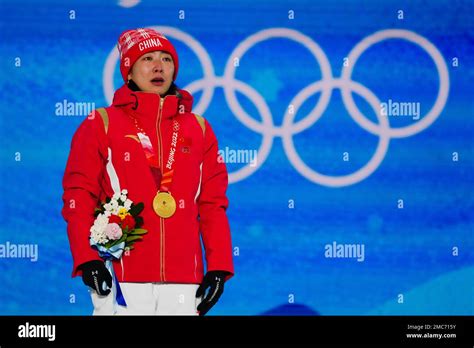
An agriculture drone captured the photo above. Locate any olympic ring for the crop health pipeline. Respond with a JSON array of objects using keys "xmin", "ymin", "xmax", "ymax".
[
  {"xmin": 283, "ymin": 79, "xmax": 390, "ymax": 187},
  {"xmin": 340, "ymin": 29, "xmax": 450, "ymax": 138},
  {"xmin": 103, "ymin": 27, "xmax": 450, "ymax": 187},
  {"xmin": 223, "ymin": 28, "xmax": 333, "ymax": 136}
]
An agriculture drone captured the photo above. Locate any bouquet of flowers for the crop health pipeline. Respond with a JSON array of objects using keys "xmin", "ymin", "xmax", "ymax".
[
  {"xmin": 89, "ymin": 189, "xmax": 147, "ymax": 306},
  {"xmin": 91, "ymin": 189, "xmax": 147, "ymax": 251}
]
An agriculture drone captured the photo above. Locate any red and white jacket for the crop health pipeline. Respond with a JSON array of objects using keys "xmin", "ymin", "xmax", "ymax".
[{"xmin": 62, "ymin": 84, "xmax": 234, "ymax": 284}]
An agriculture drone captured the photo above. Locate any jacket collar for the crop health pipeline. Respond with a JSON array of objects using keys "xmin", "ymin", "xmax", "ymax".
[{"xmin": 112, "ymin": 84, "xmax": 194, "ymax": 120}]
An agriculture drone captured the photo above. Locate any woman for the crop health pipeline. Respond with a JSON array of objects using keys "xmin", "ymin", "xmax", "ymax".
[{"xmin": 62, "ymin": 28, "xmax": 234, "ymax": 315}]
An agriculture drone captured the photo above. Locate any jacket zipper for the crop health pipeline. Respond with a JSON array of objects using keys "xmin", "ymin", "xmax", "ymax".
[{"xmin": 157, "ymin": 96, "xmax": 166, "ymax": 282}]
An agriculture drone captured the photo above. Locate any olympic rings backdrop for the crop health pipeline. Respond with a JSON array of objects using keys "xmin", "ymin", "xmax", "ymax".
[{"xmin": 0, "ymin": 0, "xmax": 473, "ymax": 315}]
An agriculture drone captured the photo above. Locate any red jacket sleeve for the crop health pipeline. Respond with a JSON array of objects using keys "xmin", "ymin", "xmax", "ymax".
[
  {"xmin": 61, "ymin": 112, "xmax": 108, "ymax": 277},
  {"xmin": 198, "ymin": 119, "xmax": 234, "ymax": 281}
]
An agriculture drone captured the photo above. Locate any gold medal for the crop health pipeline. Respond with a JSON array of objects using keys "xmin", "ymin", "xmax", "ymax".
[{"xmin": 153, "ymin": 191, "xmax": 176, "ymax": 218}]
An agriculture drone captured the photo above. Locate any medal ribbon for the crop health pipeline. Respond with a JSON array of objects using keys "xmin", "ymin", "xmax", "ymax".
[
  {"xmin": 160, "ymin": 119, "xmax": 180, "ymax": 193},
  {"xmin": 131, "ymin": 117, "xmax": 181, "ymax": 194}
]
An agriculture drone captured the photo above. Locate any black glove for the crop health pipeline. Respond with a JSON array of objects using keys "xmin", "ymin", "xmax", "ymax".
[
  {"xmin": 196, "ymin": 270, "xmax": 230, "ymax": 316},
  {"xmin": 78, "ymin": 260, "xmax": 112, "ymax": 296}
]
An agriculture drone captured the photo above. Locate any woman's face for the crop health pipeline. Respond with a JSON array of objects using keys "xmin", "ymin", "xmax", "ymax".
[{"xmin": 128, "ymin": 51, "xmax": 175, "ymax": 96}]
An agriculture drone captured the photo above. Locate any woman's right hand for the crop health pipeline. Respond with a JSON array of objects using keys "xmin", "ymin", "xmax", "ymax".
[{"xmin": 78, "ymin": 260, "xmax": 112, "ymax": 296}]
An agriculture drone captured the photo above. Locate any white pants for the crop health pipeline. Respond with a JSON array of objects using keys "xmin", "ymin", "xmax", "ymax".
[{"xmin": 89, "ymin": 282, "xmax": 202, "ymax": 315}]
